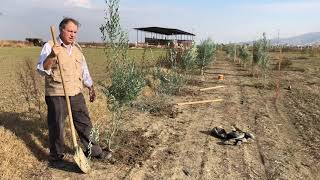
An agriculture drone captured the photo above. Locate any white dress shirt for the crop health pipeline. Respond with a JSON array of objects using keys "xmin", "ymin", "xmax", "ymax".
[{"xmin": 37, "ymin": 38, "xmax": 93, "ymax": 88}]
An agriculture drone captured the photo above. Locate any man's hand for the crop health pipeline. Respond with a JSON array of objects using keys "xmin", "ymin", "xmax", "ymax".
[
  {"xmin": 51, "ymin": 44, "xmax": 62, "ymax": 57},
  {"xmin": 43, "ymin": 45, "xmax": 62, "ymax": 70},
  {"xmin": 88, "ymin": 86, "xmax": 96, "ymax": 102}
]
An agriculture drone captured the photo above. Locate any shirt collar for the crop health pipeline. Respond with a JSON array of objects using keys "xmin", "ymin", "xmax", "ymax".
[{"xmin": 58, "ymin": 37, "xmax": 74, "ymax": 47}]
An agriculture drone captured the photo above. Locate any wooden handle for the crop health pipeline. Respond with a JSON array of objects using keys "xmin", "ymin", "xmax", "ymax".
[
  {"xmin": 176, "ymin": 99, "xmax": 223, "ymax": 106},
  {"xmin": 50, "ymin": 26, "xmax": 78, "ymax": 148},
  {"xmin": 50, "ymin": 26, "xmax": 58, "ymax": 45},
  {"xmin": 199, "ymin": 85, "xmax": 225, "ymax": 91}
]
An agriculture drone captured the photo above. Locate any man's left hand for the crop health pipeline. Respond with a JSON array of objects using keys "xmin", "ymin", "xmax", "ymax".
[{"xmin": 89, "ymin": 86, "xmax": 96, "ymax": 102}]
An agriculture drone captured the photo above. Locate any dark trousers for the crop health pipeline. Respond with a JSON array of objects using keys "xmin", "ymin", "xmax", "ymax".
[{"xmin": 45, "ymin": 93, "xmax": 102, "ymax": 159}]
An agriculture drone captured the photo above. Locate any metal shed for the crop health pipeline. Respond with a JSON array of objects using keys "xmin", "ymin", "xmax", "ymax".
[{"xmin": 134, "ymin": 27, "xmax": 195, "ymax": 47}]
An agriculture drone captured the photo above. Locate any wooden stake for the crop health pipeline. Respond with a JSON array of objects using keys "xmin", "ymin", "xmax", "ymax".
[
  {"xmin": 176, "ymin": 99, "xmax": 223, "ymax": 106},
  {"xmin": 199, "ymin": 85, "xmax": 225, "ymax": 91}
]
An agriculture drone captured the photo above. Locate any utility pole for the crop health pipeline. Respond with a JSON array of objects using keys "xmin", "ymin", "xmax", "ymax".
[
  {"xmin": 277, "ymin": 29, "xmax": 280, "ymax": 47},
  {"xmin": 275, "ymin": 29, "xmax": 282, "ymax": 101}
]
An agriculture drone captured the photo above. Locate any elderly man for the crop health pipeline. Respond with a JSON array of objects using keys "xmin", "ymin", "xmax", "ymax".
[{"xmin": 37, "ymin": 17, "xmax": 107, "ymax": 165}]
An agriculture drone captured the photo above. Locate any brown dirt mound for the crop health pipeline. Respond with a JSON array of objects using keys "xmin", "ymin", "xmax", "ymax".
[
  {"xmin": 111, "ymin": 129, "xmax": 158, "ymax": 166},
  {"xmin": 133, "ymin": 96, "xmax": 180, "ymax": 118}
]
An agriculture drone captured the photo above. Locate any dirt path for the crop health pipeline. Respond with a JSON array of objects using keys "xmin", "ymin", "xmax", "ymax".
[{"xmin": 49, "ymin": 53, "xmax": 319, "ymax": 179}]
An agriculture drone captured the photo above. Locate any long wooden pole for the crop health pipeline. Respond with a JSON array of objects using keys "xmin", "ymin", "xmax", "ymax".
[
  {"xmin": 176, "ymin": 99, "xmax": 223, "ymax": 106},
  {"xmin": 50, "ymin": 26, "xmax": 78, "ymax": 148},
  {"xmin": 199, "ymin": 85, "xmax": 225, "ymax": 91}
]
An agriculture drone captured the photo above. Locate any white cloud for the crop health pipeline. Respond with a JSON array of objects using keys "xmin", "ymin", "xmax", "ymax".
[
  {"xmin": 64, "ymin": 0, "xmax": 92, "ymax": 9},
  {"xmin": 23, "ymin": 0, "xmax": 94, "ymax": 9},
  {"xmin": 121, "ymin": 4, "xmax": 185, "ymax": 14},
  {"xmin": 241, "ymin": 1, "xmax": 320, "ymax": 13}
]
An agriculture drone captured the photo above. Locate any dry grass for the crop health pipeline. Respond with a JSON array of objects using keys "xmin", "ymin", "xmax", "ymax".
[
  {"xmin": 0, "ymin": 126, "xmax": 51, "ymax": 179},
  {"xmin": 0, "ymin": 40, "xmax": 32, "ymax": 48},
  {"xmin": 17, "ymin": 58, "xmax": 45, "ymax": 119}
]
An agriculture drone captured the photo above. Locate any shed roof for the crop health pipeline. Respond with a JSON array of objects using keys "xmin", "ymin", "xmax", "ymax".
[{"xmin": 134, "ymin": 27, "xmax": 195, "ymax": 36}]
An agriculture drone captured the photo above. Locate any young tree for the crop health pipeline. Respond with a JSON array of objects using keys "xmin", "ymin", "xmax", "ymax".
[
  {"xmin": 100, "ymin": 0, "xmax": 145, "ymax": 150},
  {"xmin": 196, "ymin": 38, "xmax": 216, "ymax": 75},
  {"xmin": 252, "ymin": 33, "xmax": 270, "ymax": 78},
  {"xmin": 180, "ymin": 42, "xmax": 198, "ymax": 72},
  {"xmin": 226, "ymin": 43, "xmax": 236, "ymax": 62},
  {"xmin": 238, "ymin": 45, "xmax": 251, "ymax": 68},
  {"xmin": 100, "ymin": 0, "xmax": 128, "ymax": 74}
]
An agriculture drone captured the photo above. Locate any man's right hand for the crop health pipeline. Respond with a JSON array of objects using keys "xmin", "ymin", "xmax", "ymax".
[
  {"xmin": 43, "ymin": 45, "xmax": 62, "ymax": 70},
  {"xmin": 51, "ymin": 45, "xmax": 62, "ymax": 57}
]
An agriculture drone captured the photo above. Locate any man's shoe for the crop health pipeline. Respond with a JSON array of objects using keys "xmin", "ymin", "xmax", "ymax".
[
  {"xmin": 85, "ymin": 149, "xmax": 112, "ymax": 160},
  {"xmin": 49, "ymin": 154, "xmax": 64, "ymax": 161},
  {"xmin": 48, "ymin": 159, "xmax": 66, "ymax": 168},
  {"xmin": 95, "ymin": 149, "xmax": 112, "ymax": 160},
  {"xmin": 48, "ymin": 154, "xmax": 66, "ymax": 168}
]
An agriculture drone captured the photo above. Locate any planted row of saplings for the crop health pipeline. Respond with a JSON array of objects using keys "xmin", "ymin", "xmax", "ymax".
[
  {"xmin": 225, "ymin": 33, "xmax": 270, "ymax": 78},
  {"xmin": 97, "ymin": 0, "xmax": 218, "ymax": 153}
]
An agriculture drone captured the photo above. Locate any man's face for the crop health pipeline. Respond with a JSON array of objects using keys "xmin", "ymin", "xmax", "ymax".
[{"xmin": 60, "ymin": 21, "xmax": 78, "ymax": 45}]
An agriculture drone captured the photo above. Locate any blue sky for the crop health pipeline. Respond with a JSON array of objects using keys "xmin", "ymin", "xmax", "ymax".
[{"xmin": 0, "ymin": 0, "xmax": 319, "ymax": 43}]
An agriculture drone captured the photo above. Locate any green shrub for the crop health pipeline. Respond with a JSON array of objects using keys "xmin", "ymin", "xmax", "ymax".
[
  {"xmin": 196, "ymin": 38, "xmax": 216, "ymax": 75},
  {"xmin": 168, "ymin": 45, "xmax": 178, "ymax": 69},
  {"xmin": 238, "ymin": 45, "xmax": 251, "ymax": 67},
  {"xmin": 153, "ymin": 67, "xmax": 185, "ymax": 95},
  {"xmin": 253, "ymin": 33, "xmax": 270, "ymax": 77},
  {"xmin": 226, "ymin": 44, "xmax": 233, "ymax": 58},
  {"xmin": 155, "ymin": 43, "xmax": 178, "ymax": 69},
  {"xmin": 226, "ymin": 44, "xmax": 236, "ymax": 62},
  {"xmin": 106, "ymin": 62, "xmax": 145, "ymax": 106},
  {"xmin": 180, "ymin": 42, "xmax": 198, "ymax": 71}
]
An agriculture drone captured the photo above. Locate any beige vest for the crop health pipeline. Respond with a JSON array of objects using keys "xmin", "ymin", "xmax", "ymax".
[{"xmin": 45, "ymin": 40, "xmax": 84, "ymax": 96}]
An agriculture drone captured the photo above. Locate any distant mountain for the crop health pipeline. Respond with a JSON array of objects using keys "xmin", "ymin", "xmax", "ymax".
[{"xmin": 270, "ymin": 32, "xmax": 320, "ymax": 46}]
